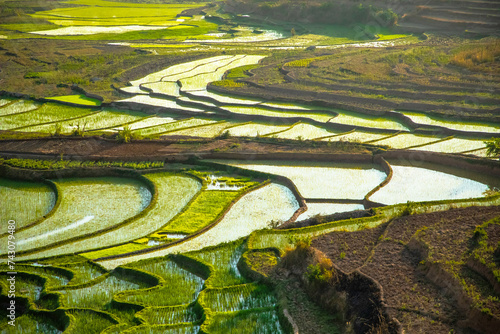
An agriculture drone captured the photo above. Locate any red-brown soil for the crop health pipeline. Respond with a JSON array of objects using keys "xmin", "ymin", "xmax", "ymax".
[
  {"xmin": 0, "ymin": 136, "xmax": 372, "ymax": 160},
  {"xmin": 312, "ymin": 206, "xmax": 500, "ymax": 333}
]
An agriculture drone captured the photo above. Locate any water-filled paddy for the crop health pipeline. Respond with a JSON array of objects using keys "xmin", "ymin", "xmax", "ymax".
[
  {"xmin": 0, "ymin": 178, "xmax": 56, "ymax": 233},
  {"xmin": 370, "ymin": 164, "xmax": 498, "ymax": 205},
  {"xmin": 179, "ymin": 55, "xmax": 265, "ymax": 91},
  {"xmin": 112, "ymin": 116, "xmax": 177, "ymax": 131},
  {"xmin": 4, "ymin": 177, "xmax": 150, "ymax": 254},
  {"xmin": 168, "ymin": 121, "xmax": 238, "ymax": 138},
  {"xmin": 118, "ymin": 95, "xmax": 204, "ymax": 112},
  {"xmin": 133, "ymin": 118, "xmax": 220, "ymax": 136},
  {"xmin": 23, "ymin": 174, "xmax": 200, "ymax": 260},
  {"xmin": 298, "ymin": 203, "xmax": 365, "ymax": 220},
  {"xmin": 130, "ymin": 56, "xmax": 233, "ymax": 86},
  {"xmin": 328, "ymin": 111, "xmax": 409, "ymax": 131},
  {"xmin": 0, "ymin": 103, "xmax": 95, "ymax": 130},
  {"xmin": 188, "ymin": 90, "xmax": 262, "ymax": 105},
  {"xmin": 397, "ymin": 111, "xmax": 500, "ymax": 133},
  {"xmin": 31, "ymin": 25, "xmax": 170, "ymax": 36},
  {"xmin": 222, "ymin": 105, "xmax": 334, "ymax": 122},
  {"xmin": 274, "ymin": 123, "xmax": 338, "ymax": 140},
  {"xmin": 371, "ymin": 133, "xmax": 441, "ymax": 149},
  {"xmin": 23, "ymin": 108, "xmax": 149, "ymax": 134},
  {"xmin": 410, "ymin": 138, "xmax": 487, "ymax": 153},
  {"xmin": 220, "ymin": 160, "xmax": 387, "ymax": 200},
  {"xmin": 224, "ymin": 123, "xmax": 291, "ymax": 137},
  {"xmin": 0, "ymin": 99, "xmax": 39, "ymax": 117},
  {"xmin": 322, "ymin": 131, "xmax": 389, "ymax": 142},
  {"xmin": 99, "ymin": 183, "xmax": 298, "ymax": 269}
]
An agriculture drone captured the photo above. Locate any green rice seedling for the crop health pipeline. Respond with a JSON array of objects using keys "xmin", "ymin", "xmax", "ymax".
[
  {"xmin": 65, "ymin": 309, "xmax": 117, "ymax": 334},
  {"xmin": 0, "ymin": 312, "xmax": 65, "ymax": 334},
  {"xmin": 122, "ymin": 260, "xmax": 203, "ymax": 306},
  {"xmin": 30, "ymin": 0, "xmax": 202, "ymax": 27},
  {"xmin": 0, "ymin": 103, "xmax": 95, "ymax": 131},
  {"xmin": 0, "ymin": 178, "xmax": 56, "ymax": 233},
  {"xmin": 2, "ymin": 177, "xmax": 150, "ymax": 255},
  {"xmin": 58, "ymin": 272, "xmax": 150, "ymax": 309},
  {"xmin": 202, "ymin": 308, "xmax": 284, "ymax": 334},
  {"xmin": 0, "ymin": 99, "xmax": 39, "ymax": 117},
  {"xmin": 201, "ymin": 283, "xmax": 276, "ymax": 313},
  {"xmin": 53, "ymin": 260, "xmax": 106, "ymax": 286},
  {"xmin": 122, "ymin": 324, "xmax": 200, "ymax": 334},
  {"xmin": 0, "ymin": 272, "xmax": 44, "ymax": 302},
  {"xmin": 137, "ymin": 304, "xmax": 201, "ymax": 325},
  {"xmin": 50, "ymin": 174, "xmax": 200, "ymax": 259},
  {"xmin": 82, "ymin": 243, "xmax": 150, "ymax": 260},
  {"xmin": 187, "ymin": 240, "xmax": 247, "ymax": 287},
  {"xmin": 45, "ymin": 94, "xmax": 101, "ymax": 106},
  {"xmin": 0, "ymin": 264, "xmax": 72, "ymax": 288}
]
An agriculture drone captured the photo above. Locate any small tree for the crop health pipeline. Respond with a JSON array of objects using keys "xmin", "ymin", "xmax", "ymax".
[
  {"xmin": 290, "ymin": 27, "xmax": 296, "ymax": 36},
  {"xmin": 485, "ymin": 138, "xmax": 500, "ymax": 159}
]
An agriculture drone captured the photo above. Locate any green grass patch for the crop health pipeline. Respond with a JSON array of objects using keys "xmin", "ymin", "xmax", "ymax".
[
  {"xmin": 154, "ymin": 190, "xmax": 240, "ymax": 235},
  {"xmin": 46, "ymin": 94, "xmax": 101, "ymax": 106}
]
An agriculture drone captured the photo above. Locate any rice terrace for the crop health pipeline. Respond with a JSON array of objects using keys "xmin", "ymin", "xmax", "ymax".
[{"xmin": 0, "ymin": 0, "xmax": 500, "ymax": 333}]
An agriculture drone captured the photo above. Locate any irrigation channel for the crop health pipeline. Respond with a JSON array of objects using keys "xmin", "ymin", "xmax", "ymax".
[{"xmin": 1, "ymin": 55, "xmax": 500, "ymax": 333}]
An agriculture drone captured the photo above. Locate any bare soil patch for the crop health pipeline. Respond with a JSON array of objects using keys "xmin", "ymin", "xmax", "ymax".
[{"xmin": 312, "ymin": 206, "xmax": 500, "ymax": 333}]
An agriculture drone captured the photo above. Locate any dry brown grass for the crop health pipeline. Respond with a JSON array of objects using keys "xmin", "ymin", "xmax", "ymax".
[{"xmin": 451, "ymin": 41, "xmax": 500, "ymax": 72}]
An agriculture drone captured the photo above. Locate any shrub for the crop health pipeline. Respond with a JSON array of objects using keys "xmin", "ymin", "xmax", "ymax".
[
  {"xmin": 485, "ymin": 138, "xmax": 500, "ymax": 159},
  {"xmin": 117, "ymin": 125, "xmax": 140, "ymax": 143},
  {"xmin": 306, "ymin": 257, "xmax": 334, "ymax": 284}
]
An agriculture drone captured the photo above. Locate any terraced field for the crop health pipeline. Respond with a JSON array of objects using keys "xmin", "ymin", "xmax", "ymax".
[{"xmin": 1, "ymin": 0, "xmax": 500, "ymax": 332}]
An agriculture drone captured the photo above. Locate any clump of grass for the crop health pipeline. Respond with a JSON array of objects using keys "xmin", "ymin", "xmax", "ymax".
[
  {"xmin": 211, "ymin": 79, "xmax": 247, "ymax": 88},
  {"xmin": 117, "ymin": 125, "xmax": 140, "ymax": 143},
  {"xmin": 451, "ymin": 42, "xmax": 500, "ymax": 71}
]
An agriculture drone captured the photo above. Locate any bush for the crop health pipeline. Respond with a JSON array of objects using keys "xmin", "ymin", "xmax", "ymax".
[
  {"xmin": 485, "ymin": 138, "xmax": 500, "ymax": 159},
  {"xmin": 306, "ymin": 257, "xmax": 334, "ymax": 284},
  {"xmin": 117, "ymin": 125, "xmax": 140, "ymax": 143}
]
